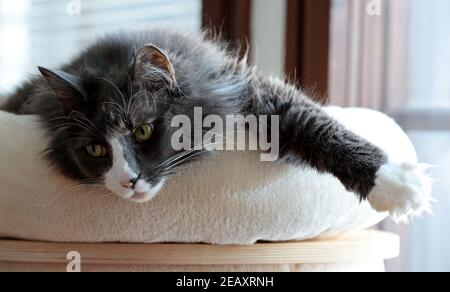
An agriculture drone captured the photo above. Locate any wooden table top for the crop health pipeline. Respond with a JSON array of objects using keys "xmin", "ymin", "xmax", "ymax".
[{"xmin": 0, "ymin": 230, "xmax": 399, "ymax": 265}]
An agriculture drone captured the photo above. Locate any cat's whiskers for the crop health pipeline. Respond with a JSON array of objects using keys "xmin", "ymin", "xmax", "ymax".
[
  {"xmin": 46, "ymin": 115, "xmax": 72, "ymax": 123},
  {"xmin": 151, "ymin": 66, "xmax": 191, "ymax": 103},
  {"xmin": 155, "ymin": 151, "xmax": 200, "ymax": 172},
  {"xmin": 126, "ymin": 94, "xmax": 139, "ymax": 117},
  {"xmin": 155, "ymin": 152, "xmax": 191, "ymax": 169},
  {"xmin": 145, "ymin": 90, "xmax": 176, "ymax": 108},
  {"xmin": 158, "ymin": 163, "xmax": 193, "ymax": 178},
  {"xmin": 132, "ymin": 100, "xmax": 152, "ymax": 117},
  {"xmin": 98, "ymin": 76, "xmax": 128, "ymax": 114},
  {"xmin": 142, "ymin": 89, "xmax": 155, "ymax": 110},
  {"xmin": 126, "ymin": 88, "xmax": 141, "ymax": 118},
  {"xmin": 201, "ymin": 129, "xmax": 248, "ymax": 149},
  {"xmin": 145, "ymin": 66, "xmax": 190, "ymax": 102},
  {"xmin": 48, "ymin": 120, "xmax": 96, "ymax": 134},
  {"xmin": 156, "ymin": 141, "xmax": 208, "ymax": 169},
  {"xmin": 146, "ymin": 66, "xmax": 172, "ymax": 88},
  {"xmin": 162, "ymin": 137, "xmax": 254, "ymax": 174},
  {"xmin": 50, "ymin": 137, "xmax": 86, "ymax": 148},
  {"xmin": 161, "ymin": 141, "xmax": 228, "ymax": 170},
  {"xmin": 70, "ymin": 117, "xmax": 98, "ymax": 136},
  {"xmin": 46, "ymin": 122, "xmax": 97, "ymax": 136},
  {"xmin": 164, "ymin": 149, "xmax": 209, "ymax": 170},
  {"xmin": 126, "ymin": 73, "xmax": 152, "ymax": 118},
  {"xmin": 158, "ymin": 149, "xmax": 199, "ymax": 169},
  {"xmin": 78, "ymin": 177, "xmax": 103, "ymax": 184},
  {"xmin": 128, "ymin": 91, "xmax": 175, "ymax": 119},
  {"xmin": 103, "ymin": 101, "xmax": 127, "ymax": 117},
  {"xmin": 148, "ymin": 66, "xmax": 186, "ymax": 98},
  {"xmin": 45, "ymin": 114, "xmax": 99, "ymax": 136},
  {"xmin": 156, "ymin": 134, "xmax": 243, "ymax": 171},
  {"xmin": 70, "ymin": 111, "xmax": 100, "ymax": 132},
  {"xmin": 129, "ymin": 90, "xmax": 150, "ymax": 114}
]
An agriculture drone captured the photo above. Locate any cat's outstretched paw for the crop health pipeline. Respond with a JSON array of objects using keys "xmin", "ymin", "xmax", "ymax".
[{"xmin": 368, "ymin": 162, "xmax": 434, "ymax": 223}]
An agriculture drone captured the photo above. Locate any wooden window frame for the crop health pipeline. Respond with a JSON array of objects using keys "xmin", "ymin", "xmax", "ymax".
[
  {"xmin": 203, "ymin": 0, "xmax": 332, "ymax": 101},
  {"xmin": 285, "ymin": 0, "xmax": 331, "ymax": 101},
  {"xmin": 202, "ymin": 0, "xmax": 252, "ymax": 56}
]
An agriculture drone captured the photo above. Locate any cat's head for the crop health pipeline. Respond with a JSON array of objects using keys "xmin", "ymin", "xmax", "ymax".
[{"xmin": 39, "ymin": 45, "xmax": 198, "ymax": 203}]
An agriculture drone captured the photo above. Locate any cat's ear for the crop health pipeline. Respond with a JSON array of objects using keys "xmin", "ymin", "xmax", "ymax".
[
  {"xmin": 38, "ymin": 66, "xmax": 87, "ymax": 115},
  {"xmin": 133, "ymin": 45, "xmax": 176, "ymax": 83}
]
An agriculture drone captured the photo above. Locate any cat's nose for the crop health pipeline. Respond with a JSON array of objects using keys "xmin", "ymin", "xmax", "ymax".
[{"xmin": 121, "ymin": 175, "xmax": 140, "ymax": 189}]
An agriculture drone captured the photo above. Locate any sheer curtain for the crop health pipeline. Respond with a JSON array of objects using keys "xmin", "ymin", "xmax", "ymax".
[
  {"xmin": 0, "ymin": 0, "xmax": 201, "ymax": 94},
  {"xmin": 330, "ymin": 0, "xmax": 450, "ymax": 272},
  {"xmin": 400, "ymin": 0, "xmax": 450, "ymax": 272}
]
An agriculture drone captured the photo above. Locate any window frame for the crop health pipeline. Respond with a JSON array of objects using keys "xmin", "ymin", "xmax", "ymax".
[{"xmin": 285, "ymin": 0, "xmax": 331, "ymax": 101}]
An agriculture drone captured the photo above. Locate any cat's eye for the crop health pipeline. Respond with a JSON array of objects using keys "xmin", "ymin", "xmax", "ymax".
[
  {"xmin": 134, "ymin": 124, "xmax": 153, "ymax": 143},
  {"xmin": 86, "ymin": 144, "xmax": 108, "ymax": 158}
]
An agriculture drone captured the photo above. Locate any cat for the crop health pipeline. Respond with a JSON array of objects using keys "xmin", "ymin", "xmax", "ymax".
[{"xmin": 1, "ymin": 28, "xmax": 432, "ymax": 221}]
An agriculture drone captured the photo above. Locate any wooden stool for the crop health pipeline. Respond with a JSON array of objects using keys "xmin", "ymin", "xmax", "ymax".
[{"xmin": 0, "ymin": 230, "xmax": 399, "ymax": 272}]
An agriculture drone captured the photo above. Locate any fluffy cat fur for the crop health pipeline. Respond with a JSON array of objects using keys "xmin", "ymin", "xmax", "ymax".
[{"xmin": 1, "ymin": 28, "xmax": 432, "ymax": 221}]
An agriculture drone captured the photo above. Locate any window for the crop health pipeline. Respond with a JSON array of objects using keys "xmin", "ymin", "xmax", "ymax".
[
  {"xmin": 0, "ymin": 0, "xmax": 201, "ymax": 93},
  {"xmin": 330, "ymin": 0, "xmax": 450, "ymax": 272}
]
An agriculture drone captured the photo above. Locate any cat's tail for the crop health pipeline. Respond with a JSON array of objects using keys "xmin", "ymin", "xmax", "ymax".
[{"xmin": 0, "ymin": 82, "xmax": 35, "ymax": 114}]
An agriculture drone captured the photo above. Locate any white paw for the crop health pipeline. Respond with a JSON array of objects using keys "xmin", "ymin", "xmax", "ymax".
[{"xmin": 368, "ymin": 162, "xmax": 434, "ymax": 223}]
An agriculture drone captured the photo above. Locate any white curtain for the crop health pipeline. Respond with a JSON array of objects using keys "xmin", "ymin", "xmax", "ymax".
[
  {"xmin": 404, "ymin": 132, "xmax": 450, "ymax": 272},
  {"xmin": 399, "ymin": 0, "xmax": 450, "ymax": 272},
  {"xmin": 329, "ymin": 0, "xmax": 450, "ymax": 272}
]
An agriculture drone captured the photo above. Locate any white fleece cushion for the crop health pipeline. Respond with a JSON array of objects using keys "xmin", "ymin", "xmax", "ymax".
[{"xmin": 0, "ymin": 107, "xmax": 416, "ymax": 244}]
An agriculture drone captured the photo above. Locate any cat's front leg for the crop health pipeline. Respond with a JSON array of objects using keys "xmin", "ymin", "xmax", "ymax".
[{"xmin": 248, "ymin": 77, "xmax": 432, "ymax": 221}]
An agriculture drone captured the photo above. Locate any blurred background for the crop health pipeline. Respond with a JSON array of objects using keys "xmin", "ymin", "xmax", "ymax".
[{"xmin": 0, "ymin": 0, "xmax": 449, "ymax": 272}]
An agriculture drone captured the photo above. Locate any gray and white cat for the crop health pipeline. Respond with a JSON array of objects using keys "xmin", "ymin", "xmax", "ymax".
[{"xmin": 1, "ymin": 28, "xmax": 432, "ymax": 221}]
